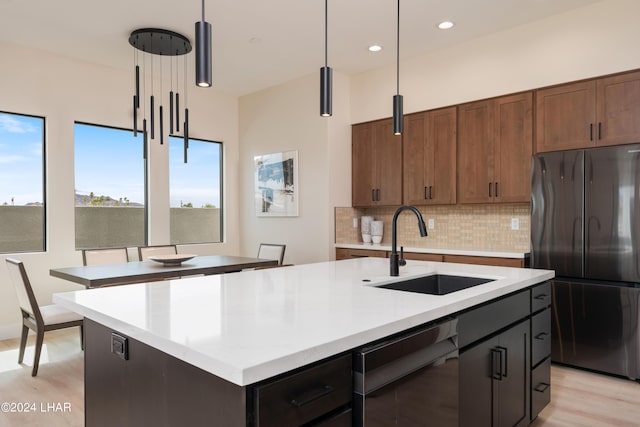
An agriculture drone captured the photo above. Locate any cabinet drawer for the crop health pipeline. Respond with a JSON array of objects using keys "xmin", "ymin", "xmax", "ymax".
[
  {"xmin": 532, "ymin": 308, "xmax": 551, "ymax": 367},
  {"xmin": 254, "ymin": 354, "xmax": 352, "ymax": 427},
  {"xmin": 458, "ymin": 290, "xmax": 529, "ymax": 348},
  {"xmin": 531, "ymin": 282, "xmax": 551, "ymax": 313},
  {"xmin": 531, "ymin": 357, "xmax": 551, "ymax": 420}
]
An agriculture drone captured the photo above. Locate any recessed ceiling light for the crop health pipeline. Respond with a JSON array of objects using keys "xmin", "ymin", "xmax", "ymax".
[
  {"xmin": 368, "ymin": 45, "xmax": 383, "ymax": 52},
  {"xmin": 437, "ymin": 21, "xmax": 455, "ymax": 30}
]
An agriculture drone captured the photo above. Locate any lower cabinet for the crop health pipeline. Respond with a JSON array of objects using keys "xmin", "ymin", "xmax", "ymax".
[
  {"xmin": 460, "ymin": 320, "xmax": 530, "ymax": 427},
  {"xmin": 458, "ymin": 283, "xmax": 551, "ymax": 427},
  {"xmin": 335, "ymin": 248, "xmax": 387, "ymax": 260}
]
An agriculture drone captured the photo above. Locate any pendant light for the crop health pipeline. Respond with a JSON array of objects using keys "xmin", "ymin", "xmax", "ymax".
[
  {"xmin": 195, "ymin": 0, "xmax": 212, "ymax": 87},
  {"xmin": 320, "ymin": 0, "xmax": 332, "ymax": 117},
  {"xmin": 393, "ymin": 0, "xmax": 403, "ymax": 135},
  {"xmin": 129, "ymin": 28, "xmax": 192, "ymax": 146}
]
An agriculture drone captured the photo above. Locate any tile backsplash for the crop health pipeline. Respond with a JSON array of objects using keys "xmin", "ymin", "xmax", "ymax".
[{"xmin": 335, "ymin": 204, "xmax": 530, "ymax": 252}]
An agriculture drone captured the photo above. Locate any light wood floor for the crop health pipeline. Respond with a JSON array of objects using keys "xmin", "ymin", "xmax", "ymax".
[{"xmin": 1, "ymin": 329, "xmax": 639, "ymax": 426}]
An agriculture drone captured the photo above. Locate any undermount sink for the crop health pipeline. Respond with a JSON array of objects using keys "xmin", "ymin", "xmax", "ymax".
[{"xmin": 377, "ymin": 274, "xmax": 494, "ymax": 295}]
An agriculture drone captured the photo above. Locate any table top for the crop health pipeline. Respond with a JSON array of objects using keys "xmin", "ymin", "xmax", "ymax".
[
  {"xmin": 50, "ymin": 255, "xmax": 278, "ymax": 288},
  {"xmin": 53, "ymin": 257, "xmax": 554, "ymax": 385}
]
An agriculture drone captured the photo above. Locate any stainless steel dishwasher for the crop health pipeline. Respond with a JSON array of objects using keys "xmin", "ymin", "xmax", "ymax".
[{"xmin": 353, "ymin": 318, "xmax": 458, "ymax": 426}]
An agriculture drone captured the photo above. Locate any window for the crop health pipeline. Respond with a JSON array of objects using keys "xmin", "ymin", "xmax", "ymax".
[
  {"xmin": 0, "ymin": 112, "xmax": 45, "ymax": 253},
  {"xmin": 169, "ymin": 136, "xmax": 223, "ymax": 244},
  {"xmin": 74, "ymin": 123, "xmax": 145, "ymax": 249}
]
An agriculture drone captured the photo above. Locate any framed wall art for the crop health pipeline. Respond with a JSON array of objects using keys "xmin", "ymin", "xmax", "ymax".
[{"xmin": 254, "ymin": 150, "xmax": 298, "ymax": 217}]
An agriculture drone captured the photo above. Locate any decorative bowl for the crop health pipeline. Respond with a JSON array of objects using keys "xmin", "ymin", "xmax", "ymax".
[{"xmin": 148, "ymin": 254, "xmax": 196, "ymax": 266}]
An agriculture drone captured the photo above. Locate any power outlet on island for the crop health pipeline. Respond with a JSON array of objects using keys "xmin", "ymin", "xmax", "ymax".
[
  {"xmin": 511, "ymin": 218, "xmax": 520, "ymax": 230},
  {"xmin": 428, "ymin": 218, "xmax": 435, "ymax": 230}
]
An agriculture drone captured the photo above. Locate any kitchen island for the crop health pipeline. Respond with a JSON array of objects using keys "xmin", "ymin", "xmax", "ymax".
[{"xmin": 54, "ymin": 258, "xmax": 553, "ymax": 426}]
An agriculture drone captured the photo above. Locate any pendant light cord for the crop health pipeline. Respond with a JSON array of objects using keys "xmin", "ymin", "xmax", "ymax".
[
  {"xmin": 324, "ymin": 0, "xmax": 328, "ymax": 67},
  {"xmin": 396, "ymin": 0, "xmax": 400, "ymax": 96},
  {"xmin": 202, "ymin": 0, "xmax": 205, "ymax": 21}
]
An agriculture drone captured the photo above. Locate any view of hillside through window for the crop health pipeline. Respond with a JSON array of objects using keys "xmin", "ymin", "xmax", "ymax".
[{"xmin": 74, "ymin": 123, "xmax": 223, "ymax": 248}]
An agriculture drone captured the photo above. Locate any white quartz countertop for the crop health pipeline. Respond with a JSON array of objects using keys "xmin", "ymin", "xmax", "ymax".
[
  {"xmin": 53, "ymin": 258, "xmax": 552, "ymax": 386},
  {"xmin": 335, "ymin": 243, "xmax": 529, "ymax": 259}
]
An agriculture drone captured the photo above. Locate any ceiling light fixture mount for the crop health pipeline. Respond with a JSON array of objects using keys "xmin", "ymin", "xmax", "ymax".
[
  {"xmin": 393, "ymin": 0, "xmax": 403, "ymax": 135},
  {"xmin": 320, "ymin": 0, "xmax": 332, "ymax": 117}
]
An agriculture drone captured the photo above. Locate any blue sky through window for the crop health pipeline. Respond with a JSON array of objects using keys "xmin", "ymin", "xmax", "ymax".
[
  {"xmin": 0, "ymin": 112, "xmax": 44, "ymax": 206},
  {"xmin": 169, "ymin": 136, "xmax": 221, "ymax": 208},
  {"xmin": 75, "ymin": 123, "xmax": 145, "ymax": 205}
]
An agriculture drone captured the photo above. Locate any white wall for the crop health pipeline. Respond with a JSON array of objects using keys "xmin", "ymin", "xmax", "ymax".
[
  {"xmin": 350, "ymin": 0, "xmax": 640, "ymax": 123},
  {"xmin": 0, "ymin": 41, "xmax": 240, "ymax": 339},
  {"xmin": 238, "ymin": 71, "xmax": 351, "ymax": 265}
]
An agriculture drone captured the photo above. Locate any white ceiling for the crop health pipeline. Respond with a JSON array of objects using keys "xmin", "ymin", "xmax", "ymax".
[{"xmin": 0, "ymin": 0, "xmax": 602, "ymax": 96}]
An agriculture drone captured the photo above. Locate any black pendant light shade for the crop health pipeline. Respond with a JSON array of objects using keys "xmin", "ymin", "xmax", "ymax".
[
  {"xmin": 195, "ymin": 0, "xmax": 212, "ymax": 87},
  {"xmin": 320, "ymin": 66, "xmax": 332, "ymax": 117},
  {"xmin": 393, "ymin": 0, "xmax": 403, "ymax": 135},
  {"xmin": 320, "ymin": 0, "xmax": 332, "ymax": 117},
  {"xmin": 393, "ymin": 94, "xmax": 403, "ymax": 135}
]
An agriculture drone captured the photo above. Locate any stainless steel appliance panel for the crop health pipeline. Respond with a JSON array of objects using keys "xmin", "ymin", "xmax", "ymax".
[
  {"xmin": 585, "ymin": 144, "xmax": 640, "ymax": 282},
  {"xmin": 353, "ymin": 319, "xmax": 458, "ymax": 426},
  {"xmin": 531, "ymin": 150, "xmax": 584, "ymax": 277},
  {"xmin": 550, "ymin": 279, "xmax": 640, "ymax": 379}
]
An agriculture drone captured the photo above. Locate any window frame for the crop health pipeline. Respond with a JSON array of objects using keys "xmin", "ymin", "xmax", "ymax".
[
  {"xmin": 73, "ymin": 121, "xmax": 148, "ymax": 250},
  {"xmin": 0, "ymin": 110, "xmax": 46, "ymax": 254},
  {"xmin": 168, "ymin": 135, "xmax": 224, "ymax": 245}
]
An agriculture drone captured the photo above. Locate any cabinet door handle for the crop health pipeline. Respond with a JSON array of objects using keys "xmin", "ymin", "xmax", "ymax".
[
  {"xmin": 535, "ymin": 332, "xmax": 549, "ymax": 340},
  {"xmin": 497, "ymin": 346, "xmax": 508, "ymax": 378},
  {"xmin": 491, "ymin": 348, "xmax": 503, "ymax": 381},
  {"xmin": 424, "ymin": 186, "xmax": 428, "ymax": 200},
  {"xmin": 534, "ymin": 293, "xmax": 549, "ymax": 300},
  {"xmin": 589, "ymin": 123, "xmax": 593, "ymax": 141},
  {"xmin": 598, "ymin": 122, "xmax": 602, "ymax": 140},
  {"xmin": 371, "ymin": 189, "xmax": 375, "ymax": 202},
  {"xmin": 376, "ymin": 189, "xmax": 380, "ymax": 201},
  {"xmin": 534, "ymin": 383, "xmax": 550, "ymax": 393},
  {"xmin": 488, "ymin": 182, "xmax": 493, "ymax": 198},
  {"xmin": 429, "ymin": 186, "xmax": 433, "ymax": 199},
  {"xmin": 290, "ymin": 384, "xmax": 335, "ymax": 408},
  {"xmin": 495, "ymin": 182, "xmax": 499, "ymax": 198}
]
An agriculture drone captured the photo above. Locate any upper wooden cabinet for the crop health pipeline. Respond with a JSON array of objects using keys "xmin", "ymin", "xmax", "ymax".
[
  {"xmin": 352, "ymin": 119, "xmax": 403, "ymax": 207},
  {"xmin": 458, "ymin": 92, "xmax": 533, "ymax": 204},
  {"xmin": 403, "ymin": 107, "xmax": 457, "ymax": 205},
  {"xmin": 535, "ymin": 70, "xmax": 640, "ymax": 152}
]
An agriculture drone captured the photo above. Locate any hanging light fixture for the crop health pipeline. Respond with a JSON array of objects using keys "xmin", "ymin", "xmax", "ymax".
[
  {"xmin": 320, "ymin": 0, "xmax": 332, "ymax": 117},
  {"xmin": 195, "ymin": 0, "xmax": 212, "ymax": 87},
  {"xmin": 393, "ymin": 0, "xmax": 403, "ymax": 135},
  {"xmin": 129, "ymin": 28, "xmax": 191, "ymax": 148}
]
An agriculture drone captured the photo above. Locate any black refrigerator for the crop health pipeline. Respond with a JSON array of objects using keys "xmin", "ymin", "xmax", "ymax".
[{"xmin": 531, "ymin": 144, "xmax": 640, "ymax": 380}]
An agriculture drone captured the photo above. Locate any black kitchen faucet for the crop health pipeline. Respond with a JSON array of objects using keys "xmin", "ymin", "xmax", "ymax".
[{"xmin": 390, "ymin": 205, "xmax": 428, "ymax": 276}]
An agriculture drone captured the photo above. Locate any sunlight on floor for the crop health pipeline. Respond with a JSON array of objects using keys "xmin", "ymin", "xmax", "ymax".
[{"xmin": 0, "ymin": 344, "xmax": 50, "ymax": 374}]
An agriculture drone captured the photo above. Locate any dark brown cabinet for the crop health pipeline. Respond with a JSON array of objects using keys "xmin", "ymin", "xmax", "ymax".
[
  {"xmin": 457, "ymin": 92, "xmax": 532, "ymax": 204},
  {"xmin": 403, "ymin": 107, "xmax": 457, "ymax": 205},
  {"xmin": 352, "ymin": 119, "xmax": 402, "ymax": 207},
  {"xmin": 535, "ymin": 70, "xmax": 640, "ymax": 152},
  {"xmin": 460, "ymin": 320, "xmax": 530, "ymax": 427},
  {"xmin": 458, "ymin": 283, "xmax": 550, "ymax": 427},
  {"xmin": 335, "ymin": 247, "xmax": 387, "ymax": 260}
]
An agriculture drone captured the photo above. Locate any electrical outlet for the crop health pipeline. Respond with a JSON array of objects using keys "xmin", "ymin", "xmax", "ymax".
[
  {"xmin": 353, "ymin": 217, "xmax": 358, "ymax": 228},
  {"xmin": 428, "ymin": 218, "xmax": 435, "ymax": 230},
  {"xmin": 511, "ymin": 218, "xmax": 520, "ymax": 230}
]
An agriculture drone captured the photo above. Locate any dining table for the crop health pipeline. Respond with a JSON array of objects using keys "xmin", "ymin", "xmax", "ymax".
[{"xmin": 49, "ymin": 255, "xmax": 279, "ymax": 288}]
